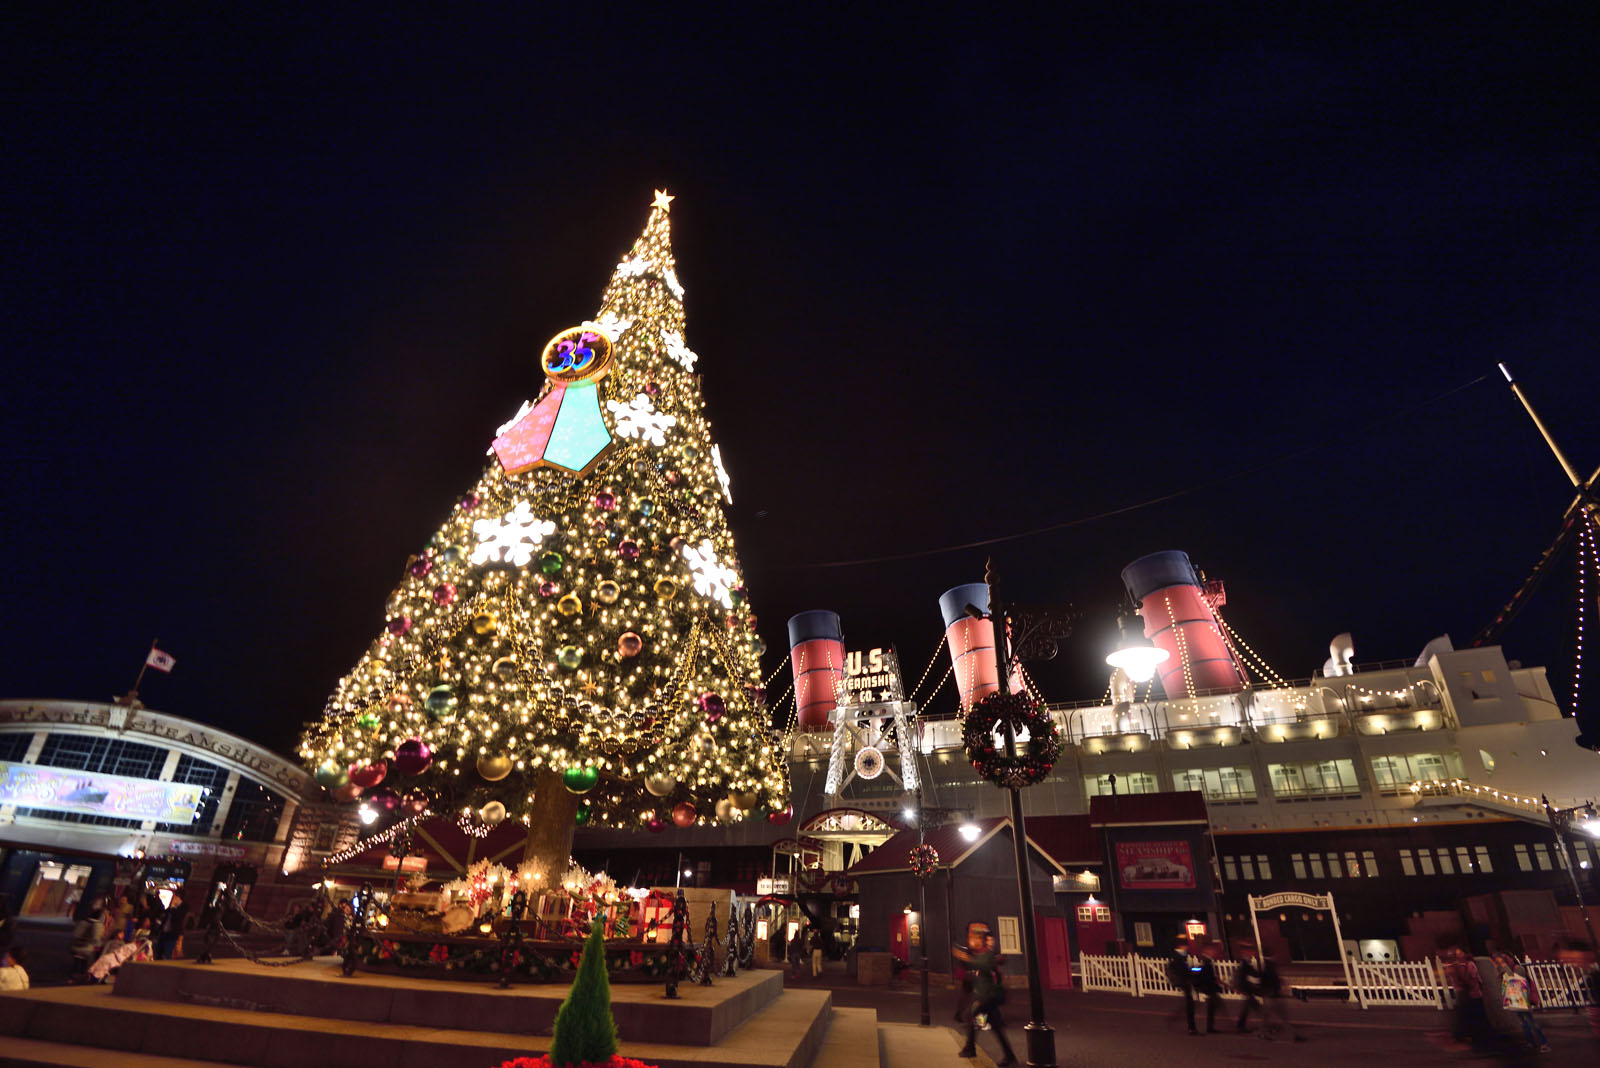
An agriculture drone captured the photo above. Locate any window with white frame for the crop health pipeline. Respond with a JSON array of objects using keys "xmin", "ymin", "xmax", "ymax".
[
  {"xmin": 1399, "ymin": 849, "xmax": 1417, "ymax": 876},
  {"xmin": 1475, "ymin": 846, "xmax": 1493, "ymax": 873}
]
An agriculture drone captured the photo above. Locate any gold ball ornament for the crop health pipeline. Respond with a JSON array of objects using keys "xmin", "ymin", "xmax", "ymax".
[
  {"xmin": 595, "ymin": 580, "xmax": 621, "ymax": 604},
  {"xmin": 714, "ymin": 798, "xmax": 736, "ymax": 822},
  {"xmin": 645, "ymin": 774, "xmax": 677, "ymax": 797},
  {"xmin": 479, "ymin": 800, "xmax": 508, "ymax": 826},
  {"xmin": 476, "ymin": 755, "xmax": 513, "ymax": 782},
  {"xmin": 653, "ymin": 578, "xmax": 678, "ymax": 600},
  {"xmin": 733, "ymin": 790, "xmax": 759, "ymax": 811},
  {"xmin": 492, "ymin": 656, "xmax": 518, "ymax": 680},
  {"xmin": 557, "ymin": 593, "xmax": 583, "ymax": 617},
  {"xmin": 471, "ymin": 611, "xmax": 499, "ymax": 636}
]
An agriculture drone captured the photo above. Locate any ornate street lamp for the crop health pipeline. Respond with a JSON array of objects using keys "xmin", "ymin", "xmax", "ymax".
[
  {"xmin": 1542, "ymin": 794, "xmax": 1600, "ymax": 955},
  {"xmin": 1105, "ymin": 610, "xmax": 1168, "ymax": 683}
]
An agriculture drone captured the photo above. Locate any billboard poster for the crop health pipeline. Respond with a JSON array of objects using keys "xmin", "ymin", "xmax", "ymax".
[
  {"xmin": 0, "ymin": 760, "xmax": 204, "ymax": 823},
  {"xmin": 1116, "ymin": 840, "xmax": 1196, "ymax": 890}
]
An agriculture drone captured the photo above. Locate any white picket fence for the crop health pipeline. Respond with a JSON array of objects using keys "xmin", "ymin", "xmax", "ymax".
[{"xmin": 1080, "ymin": 953, "xmax": 1597, "ymax": 1011}]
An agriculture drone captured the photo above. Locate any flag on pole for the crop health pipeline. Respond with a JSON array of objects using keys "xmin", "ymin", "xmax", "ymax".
[{"xmin": 145, "ymin": 647, "xmax": 176, "ymax": 673}]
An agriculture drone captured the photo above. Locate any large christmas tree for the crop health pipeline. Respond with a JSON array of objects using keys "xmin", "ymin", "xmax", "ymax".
[{"xmin": 300, "ymin": 191, "xmax": 787, "ymax": 875}]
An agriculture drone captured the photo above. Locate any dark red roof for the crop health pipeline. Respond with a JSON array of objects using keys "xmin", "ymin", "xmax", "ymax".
[
  {"xmin": 1022, "ymin": 814, "xmax": 1101, "ymax": 867},
  {"xmin": 847, "ymin": 817, "xmax": 1010, "ymax": 875},
  {"xmin": 1088, "ymin": 790, "xmax": 1209, "ymax": 826}
]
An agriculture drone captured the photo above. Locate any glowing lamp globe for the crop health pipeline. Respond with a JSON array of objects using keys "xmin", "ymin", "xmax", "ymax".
[{"xmin": 1105, "ymin": 612, "xmax": 1169, "ymax": 683}]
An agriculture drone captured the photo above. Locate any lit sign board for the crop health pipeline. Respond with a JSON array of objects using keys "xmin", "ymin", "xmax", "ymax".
[
  {"xmin": 1115, "ymin": 841, "xmax": 1196, "ymax": 890},
  {"xmin": 757, "ymin": 876, "xmax": 793, "ymax": 895},
  {"xmin": 0, "ymin": 761, "xmax": 204, "ymax": 823},
  {"xmin": 843, "ymin": 647, "xmax": 904, "ymax": 703}
]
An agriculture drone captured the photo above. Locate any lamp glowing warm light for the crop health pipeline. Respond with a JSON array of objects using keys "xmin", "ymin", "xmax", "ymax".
[
  {"xmin": 959, "ymin": 822, "xmax": 981, "ymax": 842},
  {"xmin": 1106, "ymin": 612, "xmax": 1170, "ymax": 683},
  {"xmin": 358, "ymin": 804, "xmax": 378, "ymax": 826}
]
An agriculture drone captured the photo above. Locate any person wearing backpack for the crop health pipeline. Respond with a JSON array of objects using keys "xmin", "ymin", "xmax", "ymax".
[{"xmin": 1493, "ymin": 953, "xmax": 1549, "ymax": 1053}]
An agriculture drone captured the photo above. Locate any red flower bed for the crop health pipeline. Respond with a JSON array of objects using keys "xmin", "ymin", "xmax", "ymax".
[{"xmin": 496, "ymin": 1059, "xmax": 658, "ymax": 1068}]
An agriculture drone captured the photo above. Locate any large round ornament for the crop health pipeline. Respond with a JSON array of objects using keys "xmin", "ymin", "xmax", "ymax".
[
  {"xmin": 618, "ymin": 539, "xmax": 640, "ymax": 561},
  {"xmin": 386, "ymin": 692, "xmax": 413, "ymax": 717},
  {"xmin": 562, "ymin": 766, "xmax": 599, "ymax": 794},
  {"xmin": 426, "ymin": 684, "xmax": 457, "ymax": 717},
  {"xmin": 476, "ymin": 755, "xmax": 513, "ymax": 781},
  {"xmin": 574, "ymin": 803, "xmax": 592, "ymax": 826},
  {"xmin": 645, "ymin": 774, "xmax": 677, "ymax": 797},
  {"xmin": 556, "ymin": 646, "xmax": 583, "ymax": 671},
  {"xmin": 733, "ymin": 790, "xmax": 759, "ymax": 811},
  {"xmin": 369, "ymin": 787, "xmax": 401, "ymax": 812},
  {"xmin": 618, "ymin": 631, "xmax": 643, "ymax": 658},
  {"xmin": 349, "ymin": 761, "xmax": 387, "ymax": 789},
  {"xmin": 646, "ymin": 817, "xmax": 667, "ymax": 834},
  {"xmin": 440, "ymin": 546, "xmax": 463, "ymax": 564},
  {"xmin": 393, "ymin": 738, "xmax": 433, "ymax": 776},
  {"xmin": 671, "ymin": 802, "xmax": 697, "ymax": 828},
  {"xmin": 387, "ymin": 616, "xmax": 413, "ymax": 636},
  {"xmin": 653, "ymin": 578, "xmax": 678, "ymax": 600},
  {"xmin": 367, "ymin": 658, "xmax": 388, "ymax": 677},
  {"xmin": 492, "ymin": 656, "xmax": 518, "ymax": 680},
  {"xmin": 594, "ymin": 490, "xmax": 617, "ymax": 511},
  {"xmin": 459, "ymin": 492, "xmax": 481, "ymax": 512},
  {"xmin": 538, "ymin": 580, "xmax": 559, "ymax": 598},
  {"xmin": 314, "ymin": 760, "xmax": 349, "ymax": 790},
  {"xmin": 433, "ymin": 583, "xmax": 458, "ymax": 605},
  {"xmin": 595, "ymin": 580, "xmax": 621, "ymax": 604},
  {"xmin": 408, "ymin": 557, "xmax": 432, "ymax": 578},
  {"xmin": 699, "ymin": 692, "xmax": 725, "ymax": 723},
  {"xmin": 557, "ymin": 593, "xmax": 583, "ymax": 617},
  {"xmin": 636, "ymin": 498, "xmax": 656, "ymax": 517},
  {"xmin": 479, "ymin": 801, "xmax": 508, "ymax": 826},
  {"xmin": 541, "ymin": 324, "xmax": 615, "ymax": 384},
  {"xmin": 332, "ymin": 783, "xmax": 362, "ymax": 803},
  {"xmin": 539, "ymin": 551, "xmax": 565, "ymax": 576},
  {"xmin": 766, "ymin": 804, "xmax": 793, "ymax": 826},
  {"xmin": 471, "ymin": 611, "xmax": 499, "ymax": 636},
  {"xmin": 714, "ymin": 798, "xmax": 736, "ymax": 822},
  {"xmin": 357, "ymin": 711, "xmax": 382, "ymax": 731}
]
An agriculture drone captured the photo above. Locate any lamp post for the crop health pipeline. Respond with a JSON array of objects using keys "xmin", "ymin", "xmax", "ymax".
[
  {"xmin": 1541, "ymin": 794, "xmax": 1600, "ymax": 955},
  {"xmin": 972, "ymin": 562, "xmax": 1076, "ymax": 1068}
]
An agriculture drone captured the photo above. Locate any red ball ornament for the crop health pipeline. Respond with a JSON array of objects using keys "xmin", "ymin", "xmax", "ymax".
[
  {"xmin": 618, "ymin": 631, "xmax": 643, "ymax": 658},
  {"xmin": 393, "ymin": 738, "xmax": 433, "ymax": 775},
  {"xmin": 644, "ymin": 381, "xmax": 662, "ymax": 396},
  {"xmin": 671, "ymin": 802, "xmax": 697, "ymax": 828},
  {"xmin": 766, "ymin": 805, "xmax": 793, "ymax": 826},
  {"xmin": 664, "ymin": 471, "xmax": 681, "ymax": 485},
  {"xmin": 408, "ymin": 557, "xmax": 432, "ymax": 578},
  {"xmin": 387, "ymin": 616, "xmax": 412, "ymax": 636},
  {"xmin": 594, "ymin": 490, "xmax": 617, "ymax": 511},
  {"xmin": 433, "ymin": 583, "xmax": 458, "ymax": 605},
  {"xmin": 332, "ymin": 783, "xmax": 362, "ymax": 803},
  {"xmin": 698, "ymin": 692, "xmax": 725, "ymax": 723},
  {"xmin": 647, "ymin": 818, "xmax": 667, "ymax": 834},
  {"xmin": 348, "ymin": 761, "xmax": 387, "ymax": 789}
]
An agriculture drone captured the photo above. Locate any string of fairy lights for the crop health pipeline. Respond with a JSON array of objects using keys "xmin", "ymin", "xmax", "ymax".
[{"xmin": 1576, "ymin": 517, "xmax": 1593, "ymax": 719}]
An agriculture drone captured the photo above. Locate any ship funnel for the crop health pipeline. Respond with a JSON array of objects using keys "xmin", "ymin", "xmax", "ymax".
[
  {"xmin": 938, "ymin": 583, "xmax": 1022, "ymax": 709},
  {"xmin": 1119, "ymin": 551, "xmax": 1244, "ymax": 698},
  {"xmin": 1323, "ymin": 633, "xmax": 1355, "ymax": 677},
  {"xmin": 787, "ymin": 611, "xmax": 845, "ymax": 732}
]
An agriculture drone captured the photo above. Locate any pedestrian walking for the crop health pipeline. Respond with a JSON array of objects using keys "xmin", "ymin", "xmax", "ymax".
[
  {"xmin": 954, "ymin": 922, "xmax": 1017, "ymax": 1066},
  {"xmin": 786, "ymin": 926, "xmax": 806, "ymax": 980},
  {"xmin": 68, "ymin": 905, "xmax": 103, "ymax": 981},
  {"xmin": 1493, "ymin": 953, "xmax": 1550, "ymax": 1053},
  {"xmin": 1255, "ymin": 946, "xmax": 1303, "ymax": 1042},
  {"xmin": 155, "ymin": 892, "xmax": 187, "ymax": 960},
  {"xmin": 1442, "ymin": 945, "xmax": 1489, "ymax": 1050},
  {"xmin": 809, "ymin": 926, "xmax": 822, "ymax": 978},
  {"xmin": 1234, "ymin": 943, "xmax": 1263, "ymax": 1032}
]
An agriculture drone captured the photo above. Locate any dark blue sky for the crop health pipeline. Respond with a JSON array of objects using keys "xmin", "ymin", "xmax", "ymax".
[{"xmin": 5, "ymin": 8, "xmax": 1597, "ymax": 753}]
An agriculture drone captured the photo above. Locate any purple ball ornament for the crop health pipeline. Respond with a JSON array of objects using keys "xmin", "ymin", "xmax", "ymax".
[
  {"xmin": 459, "ymin": 492, "xmax": 481, "ymax": 512},
  {"xmin": 369, "ymin": 787, "xmax": 401, "ymax": 812},
  {"xmin": 409, "ymin": 557, "xmax": 433, "ymax": 579},
  {"xmin": 387, "ymin": 616, "xmax": 413, "ymax": 637},
  {"xmin": 644, "ymin": 381, "xmax": 662, "ymax": 397},
  {"xmin": 594, "ymin": 490, "xmax": 617, "ymax": 512},
  {"xmin": 393, "ymin": 738, "xmax": 433, "ymax": 776},
  {"xmin": 618, "ymin": 540, "xmax": 640, "ymax": 561},
  {"xmin": 433, "ymin": 583, "xmax": 458, "ymax": 605},
  {"xmin": 647, "ymin": 818, "xmax": 667, "ymax": 834},
  {"xmin": 538, "ymin": 580, "xmax": 559, "ymax": 598},
  {"xmin": 699, "ymin": 691, "xmax": 725, "ymax": 723}
]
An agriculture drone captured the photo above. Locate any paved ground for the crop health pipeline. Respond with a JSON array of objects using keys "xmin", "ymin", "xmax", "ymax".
[{"xmin": 786, "ymin": 961, "xmax": 1600, "ymax": 1067}]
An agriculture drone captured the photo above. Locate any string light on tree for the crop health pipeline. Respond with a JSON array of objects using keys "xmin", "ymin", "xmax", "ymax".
[{"xmin": 299, "ymin": 193, "xmax": 788, "ymax": 877}]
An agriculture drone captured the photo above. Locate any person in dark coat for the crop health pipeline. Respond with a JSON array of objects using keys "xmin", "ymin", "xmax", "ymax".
[
  {"xmin": 954, "ymin": 923, "xmax": 1017, "ymax": 1066},
  {"xmin": 155, "ymin": 892, "xmax": 186, "ymax": 960}
]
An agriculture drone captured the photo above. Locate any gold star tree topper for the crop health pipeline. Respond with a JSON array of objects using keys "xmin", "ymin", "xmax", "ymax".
[{"xmin": 652, "ymin": 189, "xmax": 675, "ymax": 213}]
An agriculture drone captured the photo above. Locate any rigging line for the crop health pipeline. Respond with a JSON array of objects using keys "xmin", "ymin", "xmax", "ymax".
[{"xmin": 783, "ymin": 372, "xmax": 1492, "ymax": 569}]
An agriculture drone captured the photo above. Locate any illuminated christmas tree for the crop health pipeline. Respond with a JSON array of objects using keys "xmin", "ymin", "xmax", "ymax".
[{"xmin": 301, "ymin": 191, "xmax": 786, "ymax": 875}]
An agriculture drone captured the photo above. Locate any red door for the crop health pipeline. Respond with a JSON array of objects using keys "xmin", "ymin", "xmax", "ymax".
[
  {"xmin": 1039, "ymin": 915, "xmax": 1072, "ymax": 989},
  {"xmin": 891, "ymin": 913, "xmax": 910, "ymax": 964}
]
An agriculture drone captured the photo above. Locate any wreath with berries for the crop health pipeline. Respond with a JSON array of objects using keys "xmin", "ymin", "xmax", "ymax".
[
  {"xmin": 961, "ymin": 691, "xmax": 1060, "ymax": 789},
  {"xmin": 908, "ymin": 843, "xmax": 941, "ymax": 879}
]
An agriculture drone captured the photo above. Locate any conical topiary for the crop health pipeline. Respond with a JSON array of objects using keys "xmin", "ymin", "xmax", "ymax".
[{"xmin": 549, "ymin": 918, "xmax": 619, "ymax": 1068}]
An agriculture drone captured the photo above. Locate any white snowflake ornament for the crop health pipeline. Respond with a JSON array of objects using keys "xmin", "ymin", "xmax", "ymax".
[
  {"xmin": 606, "ymin": 393, "xmax": 677, "ymax": 446},
  {"xmin": 660, "ymin": 329, "xmax": 698, "ymax": 372},
  {"xmin": 617, "ymin": 256, "xmax": 651, "ymax": 278},
  {"xmin": 662, "ymin": 268, "xmax": 685, "ymax": 300},
  {"xmin": 682, "ymin": 539, "xmax": 739, "ymax": 609},
  {"xmin": 589, "ymin": 311, "xmax": 633, "ymax": 337},
  {"xmin": 470, "ymin": 500, "xmax": 556, "ymax": 568},
  {"xmin": 712, "ymin": 443, "xmax": 732, "ymax": 503}
]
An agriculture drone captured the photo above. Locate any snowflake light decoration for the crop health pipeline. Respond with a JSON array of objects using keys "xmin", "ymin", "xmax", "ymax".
[
  {"xmin": 662, "ymin": 268, "xmax": 685, "ymax": 300},
  {"xmin": 617, "ymin": 256, "xmax": 651, "ymax": 278},
  {"xmin": 470, "ymin": 500, "xmax": 557, "ymax": 567},
  {"xmin": 660, "ymin": 329, "xmax": 698, "ymax": 372},
  {"xmin": 711, "ymin": 443, "xmax": 732, "ymax": 503},
  {"xmin": 682, "ymin": 539, "xmax": 738, "ymax": 609},
  {"xmin": 606, "ymin": 393, "xmax": 677, "ymax": 446},
  {"xmin": 590, "ymin": 311, "xmax": 633, "ymax": 337}
]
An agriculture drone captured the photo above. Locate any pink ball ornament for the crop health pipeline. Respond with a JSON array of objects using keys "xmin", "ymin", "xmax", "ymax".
[
  {"xmin": 618, "ymin": 540, "xmax": 640, "ymax": 561},
  {"xmin": 594, "ymin": 490, "xmax": 617, "ymax": 511},
  {"xmin": 387, "ymin": 616, "xmax": 412, "ymax": 636},
  {"xmin": 699, "ymin": 692, "xmax": 725, "ymax": 723},
  {"xmin": 647, "ymin": 818, "xmax": 667, "ymax": 834},
  {"xmin": 766, "ymin": 805, "xmax": 794, "ymax": 826},
  {"xmin": 409, "ymin": 557, "xmax": 432, "ymax": 578},
  {"xmin": 459, "ymin": 492, "xmax": 481, "ymax": 511},
  {"xmin": 433, "ymin": 583, "xmax": 457, "ymax": 605},
  {"xmin": 644, "ymin": 381, "xmax": 662, "ymax": 396},
  {"xmin": 618, "ymin": 631, "xmax": 643, "ymax": 658},
  {"xmin": 393, "ymin": 738, "xmax": 433, "ymax": 775},
  {"xmin": 369, "ymin": 787, "xmax": 400, "ymax": 812},
  {"xmin": 538, "ymin": 580, "xmax": 559, "ymax": 598},
  {"xmin": 348, "ymin": 761, "xmax": 387, "ymax": 789},
  {"xmin": 332, "ymin": 783, "xmax": 362, "ymax": 803}
]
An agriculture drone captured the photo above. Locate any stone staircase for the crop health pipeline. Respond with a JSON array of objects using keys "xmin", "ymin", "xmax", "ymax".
[{"xmin": 0, "ymin": 959, "xmax": 885, "ymax": 1068}]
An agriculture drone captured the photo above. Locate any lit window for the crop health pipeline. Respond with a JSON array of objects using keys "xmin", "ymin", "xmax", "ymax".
[
  {"xmin": 1257, "ymin": 855, "xmax": 1272, "ymax": 879},
  {"xmin": 1475, "ymin": 846, "xmax": 1493, "ymax": 873},
  {"xmin": 1533, "ymin": 845, "xmax": 1553, "ymax": 871},
  {"xmin": 1362, "ymin": 851, "xmax": 1379, "ymax": 877},
  {"xmin": 1077, "ymin": 905, "xmax": 1094, "ymax": 922},
  {"xmin": 1514, "ymin": 844, "xmax": 1531, "ymax": 871},
  {"xmin": 1240, "ymin": 856, "xmax": 1256, "ymax": 880},
  {"xmin": 1292, "ymin": 853, "xmax": 1307, "ymax": 879},
  {"xmin": 1399, "ymin": 849, "xmax": 1416, "ymax": 876},
  {"xmin": 1436, "ymin": 850, "xmax": 1454, "ymax": 875},
  {"xmin": 1345, "ymin": 852, "xmax": 1362, "ymax": 878},
  {"xmin": 1456, "ymin": 847, "xmax": 1473, "ymax": 873},
  {"xmin": 1223, "ymin": 857, "xmax": 1238, "ymax": 880},
  {"xmin": 1309, "ymin": 855, "xmax": 1326, "ymax": 879},
  {"xmin": 1418, "ymin": 851, "xmax": 1436, "ymax": 876},
  {"xmin": 1095, "ymin": 906, "xmax": 1111, "ymax": 922}
]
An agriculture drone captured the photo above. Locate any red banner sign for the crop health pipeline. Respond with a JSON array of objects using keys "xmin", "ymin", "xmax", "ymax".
[{"xmin": 1115, "ymin": 840, "xmax": 1196, "ymax": 889}]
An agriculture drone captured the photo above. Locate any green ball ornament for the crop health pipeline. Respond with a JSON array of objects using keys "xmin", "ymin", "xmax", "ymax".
[
  {"xmin": 574, "ymin": 803, "xmax": 592, "ymax": 826},
  {"xmin": 439, "ymin": 546, "xmax": 462, "ymax": 565},
  {"xmin": 314, "ymin": 760, "xmax": 349, "ymax": 790},
  {"xmin": 637, "ymin": 499, "xmax": 656, "ymax": 517},
  {"xmin": 562, "ymin": 765, "xmax": 599, "ymax": 794},
  {"xmin": 556, "ymin": 645, "xmax": 583, "ymax": 671},
  {"xmin": 426, "ymin": 684, "xmax": 457, "ymax": 716},
  {"xmin": 539, "ymin": 550, "xmax": 565, "ymax": 576},
  {"xmin": 356, "ymin": 712, "xmax": 382, "ymax": 730}
]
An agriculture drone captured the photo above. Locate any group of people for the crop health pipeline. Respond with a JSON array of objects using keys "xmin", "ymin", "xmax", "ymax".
[
  {"xmin": 1169, "ymin": 935, "xmax": 1302, "ymax": 1041},
  {"xmin": 1440, "ymin": 943, "xmax": 1600, "ymax": 1055},
  {"xmin": 69, "ymin": 889, "xmax": 188, "ymax": 983},
  {"xmin": 280, "ymin": 897, "xmax": 353, "ymax": 958}
]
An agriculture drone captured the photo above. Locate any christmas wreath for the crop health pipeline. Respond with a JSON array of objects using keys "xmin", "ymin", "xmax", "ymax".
[
  {"xmin": 962, "ymin": 691, "xmax": 1060, "ymax": 789},
  {"xmin": 908, "ymin": 843, "xmax": 940, "ymax": 879}
]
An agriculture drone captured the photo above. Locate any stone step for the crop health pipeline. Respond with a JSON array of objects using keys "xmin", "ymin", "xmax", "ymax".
[
  {"xmin": 0, "ymin": 1034, "xmax": 237, "ymax": 1068},
  {"xmin": 110, "ymin": 958, "xmax": 783, "ymax": 1045},
  {"xmin": 806, "ymin": 1007, "xmax": 880, "ymax": 1068},
  {"xmin": 0, "ymin": 983, "xmax": 832, "ymax": 1068}
]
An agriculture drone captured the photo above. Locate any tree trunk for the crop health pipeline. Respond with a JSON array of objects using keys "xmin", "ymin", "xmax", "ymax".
[{"xmin": 522, "ymin": 767, "xmax": 583, "ymax": 883}]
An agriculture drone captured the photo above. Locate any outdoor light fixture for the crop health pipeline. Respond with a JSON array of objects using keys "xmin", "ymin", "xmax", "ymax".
[
  {"xmin": 358, "ymin": 804, "xmax": 378, "ymax": 826},
  {"xmin": 959, "ymin": 822, "xmax": 981, "ymax": 842},
  {"xmin": 902, "ymin": 806, "xmax": 917, "ymax": 822},
  {"xmin": 1106, "ymin": 611, "xmax": 1169, "ymax": 683}
]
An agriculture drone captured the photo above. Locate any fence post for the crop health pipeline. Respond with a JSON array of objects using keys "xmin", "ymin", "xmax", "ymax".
[{"xmin": 1129, "ymin": 953, "xmax": 1141, "ymax": 997}]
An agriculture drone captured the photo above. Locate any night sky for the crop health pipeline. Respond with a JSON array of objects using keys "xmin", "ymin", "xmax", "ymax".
[{"xmin": 6, "ymin": 9, "xmax": 1597, "ymax": 757}]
